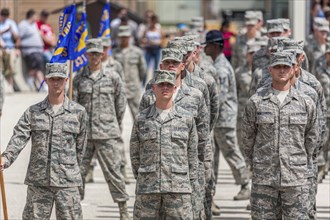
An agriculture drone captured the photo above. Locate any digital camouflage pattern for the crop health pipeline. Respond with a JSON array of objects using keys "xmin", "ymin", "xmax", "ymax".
[
  {"xmin": 250, "ymin": 184, "xmax": 309, "ymax": 219},
  {"xmin": 213, "ymin": 53, "xmax": 238, "ymax": 128},
  {"xmin": 112, "ymin": 44, "xmax": 146, "ymax": 119},
  {"xmin": 242, "ymin": 85, "xmax": 319, "ymax": 186},
  {"xmin": 130, "ymin": 104, "xmax": 199, "ymax": 194},
  {"xmin": 193, "ymin": 64, "xmax": 219, "ymax": 130},
  {"xmin": 45, "ymin": 63, "xmax": 68, "ymax": 78},
  {"xmin": 2, "ymin": 96, "xmax": 88, "ymax": 187},
  {"xmin": 133, "ymin": 193, "xmax": 193, "ymax": 219},
  {"xmin": 139, "ymin": 83, "xmax": 209, "ymax": 219},
  {"xmin": 72, "ymin": 66, "xmax": 127, "ymax": 140},
  {"xmin": 23, "ymin": 185, "xmax": 82, "ymax": 220},
  {"xmin": 105, "ymin": 56, "xmax": 126, "ymax": 81}
]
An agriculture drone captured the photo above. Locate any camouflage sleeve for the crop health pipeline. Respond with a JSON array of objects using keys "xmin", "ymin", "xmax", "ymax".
[
  {"xmin": 187, "ymin": 117, "xmax": 198, "ymax": 180},
  {"xmin": 115, "ymin": 61, "xmax": 126, "ymax": 82},
  {"xmin": 313, "ymin": 80, "xmax": 328, "ymax": 146},
  {"xmin": 304, "ymin": 97, "xmax": 319, "ymax": 166},
  {"xmin": 196, "ymin": 95, "xmax": 210, "ymax": 162},
  {"xmin": 72, "ymin": 75, "xmax": 80, "ymax": 103},
  {"xmin": 115, "ymin": 76, "xmax": 127, "ymax": 126},
  {"xmin": 0, "ymin": 73, "xmax": 4, "ymax": 114},
  {"xmin": 138, "ymin": 91, "xmax": 152, "ymax": 112},
  {"xmin": 231, "ymin": 41, "xmax": 239, "ymax": 70},
  {"xmin": 317, "ymin": 73, "xmax": 330, "ymax": 117},
  {"xmin": 207, "ymin": 75, "xmax": 219, "ymax": 131},
  {"xmin": 2, "ymin": 108, "xmax": 31, "ymax": 168},
  {"xmin": 249, "ymin": 68, "xmax": 261, "ymax": 96},
  {"xmin": 76, "ymin": 109, "xmax": 88, "ymax": 166},
  {"xmin": 138, "ymin": 51, "xmax": 147, "ymax": 82},
  {"xmin": 241, "ymin": 98, "xmax": 257, "ymax": 166},
  {"xmin": 129, "ymin": 121, "xmax": 140, "ymax": 179}
]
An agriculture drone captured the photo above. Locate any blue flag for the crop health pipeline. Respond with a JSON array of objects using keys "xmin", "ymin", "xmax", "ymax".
[
  {"xmin": 98, "ymin": 3, "xmax": 110, "ymax": 38},
  {"xmin": 73, "ymin": 11, "xmax": 88, "ymax": 71},
  {"xmin": 50, "ymin": 5, "xmax": 77, "ymax": 63}
]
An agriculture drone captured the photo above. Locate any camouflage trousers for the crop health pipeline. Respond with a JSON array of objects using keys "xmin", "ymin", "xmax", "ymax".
[
  {"xmin": 318, "ymin": 119, "xmax": 330, "ymax": 167},
  {"xmin": 307, "ymin": 166, "xmax": 318, "ymax": 220},
  {"xmin": 23, "ymin": 185, "xmax": 82, "ymax": 220},
  {"xmin": 250, "ymin": 184, "xmax": 309, "ymax": 219},
  {"xmin": 191, "ymin": 162, "xmax": 206, "ymax": 220},
  {"xmin": 213, "ymin": 127, "xmax": 249, "ymax": 185},
  {"xmin": 128, "ymin": 97, "xmax": 140, "ymax": 121},
  {"xmin": 80, "ymin": 139, "xmax": 129, "ymax": 202},
  {"xmin": 204, "ymin": 160, "xmax": 214, "ymax": 220},
  {"xmin": 134, "ymin": 193, "xmax": 193, "ymax": 219}
]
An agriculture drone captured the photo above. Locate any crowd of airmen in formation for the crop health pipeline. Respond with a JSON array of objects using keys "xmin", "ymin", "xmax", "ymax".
[{"xmin": 0, "ymin": 9, "xmax": 329, "ymax": 220}]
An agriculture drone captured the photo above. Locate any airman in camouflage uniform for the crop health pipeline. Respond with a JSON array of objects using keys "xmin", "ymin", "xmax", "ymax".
[
  {"xmin": 112, "ymin": 25, "xmax": 146, "ymax": 120},
  {"xmin": 252, "ymin": 19, "xmax": 285, "ymax": 72},
  {"xmin": 305, "ymin": 17, "xmax": 329, "ymax": 73},
  {"xmin": 130, "ymin": 70, "xmax": 198, "ymax": 219},
  {"xmin": 232, "ymin": 11, "xmax": 259, "ymax": 70},
  {"xmin": 72, "ymin": 39, "xmax": 130, "ymax": 220},
  {"xmin": 0, "ymin": 63, "xmax": 88, "ymax": 220},
  {"xmin": 315, "ymin": 41, "xmax": 330, "ymax": 183},
  {"xmin": 236, "ymin": 42, "xmax": 260, "ymax": 148},
  {"xmin": 203, "ymin": 30, "xmax": 251, "ymax": 206},
  {"xmin": 242, "ymin": 52, "xmax": 319, "ymax": 219},
  {"xmin": 100, "ymin": 37, "xmax": 130, "ymax": 184},
  {"xmin": 140, "ymin": 48, "xmax": 209, "ymax": 219}
]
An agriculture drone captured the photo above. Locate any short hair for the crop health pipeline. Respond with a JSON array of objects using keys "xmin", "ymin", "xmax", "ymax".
[
  {"xmin": 26, "ymin": 9, "xmax": 36, "ymax": 19},
  {"xmin": 40, "ymin": 10, "xmax": 50, "ymax": 17},
  {"xmin": 0, "ymin": 8, "xmax": 10, "ymax": 17}
]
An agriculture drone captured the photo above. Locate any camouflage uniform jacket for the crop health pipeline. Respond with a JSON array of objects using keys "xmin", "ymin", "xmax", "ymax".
[
  {"xmin": 249, "ymin": 67, "xmax": 271, "ymax": 96},
  {"xmin": 235, "ymin": 64, "xmax": 252, "ymax": 113},
  {"xmin": 112, "ymin": 45, "xmax": 146, "ymax": 99},
  {"xmin": 315, "ymin": 60, "xmax": 330, "ymax": 118},
  {"xmin": 242, "ymin": 85, "xmax": 319, "ymax": 187},
  {"xmin": 213, "ymin": 53, "xmax": 238, "ymax": 128},
  {"xmin": 304, "ymin": 35, "xmax": 324, "ymax": 73},
  {"xmin": 0, "ymin": 72, "xmax": 4, "ymax": 113},
  {"xmin": 232, "ymin": 34, "xmax": 254, "ymax": 70},
  {"xmin": 139, "ymin": 83, "xmax": 210, "ymax": 161},
  {"xmin": 2, "ymin": 96, "xmax": 88, "ymax": 187},
  {"xmin": 252, "ymin": 48, "xmax": 270, "ymax": 72},
  {"xmin": 299, "ymin": 68, "xmax": 328, "ymax": 146},
  {"xmin": 193, "ymin": 64, "xmax": 219, "ymax": 130},
  {"xmin": 182, "ymin": 69, "xmax": 210, "ymax": 116},
  {"xmin": 106, "ymin": 56, "xmax": 126, "ymax": 81},
  {"xmin": 130, "ymin": 104, "xmax": 199, "ymax": 194},
  {"xmin": 72, "ymin": 66, "xmax": 126, "ymax": 140}
]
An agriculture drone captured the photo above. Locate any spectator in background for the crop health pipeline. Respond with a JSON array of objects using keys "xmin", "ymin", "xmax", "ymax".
[
  {"xmin": 220, "ymin": 20, "xmax": 235, "ymax": 62},
  {"xmin": 36, "ymin": 10, "xmax": 56, "ymax": 63},
  {"xmin": 18, "ymin": 9, "xmax": 46, "ymax": 91},
  {"xmin": 141, "ymin": 15, "xmax": 163, "ymax": 73},
  {"xmin": 0, "ymin": 8, "xmax": 21, "ymax": 91},
  {"xmin": 110, "ymin": 8, "xmax": 138, "ymax": 48}
]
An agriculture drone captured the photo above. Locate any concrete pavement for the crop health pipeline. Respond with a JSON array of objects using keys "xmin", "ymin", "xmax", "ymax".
[{"xmin": 0, "ymin": 92, "xmax": 329, "ymax": 219}]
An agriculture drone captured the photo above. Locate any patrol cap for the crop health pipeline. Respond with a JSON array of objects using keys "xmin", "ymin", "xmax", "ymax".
[
  {"xmin": 267, "ymin": 19, "xmax": 284, "ymax": 33},
  {"xmin": 154, "ymin": 70, "xmax": 176, "ymax": 85},
  {"xmin": 247, "ymin": 42, "xmax": 261, "ymax": 53},
  {"xmin": 244, "ymin": 11, "xmax": 258, "ymax": 25},
  {"xmin": 161, "ymin": 48, "xmax": 183, "ymax": 62},
  {"xmin": 201, "ymin": 30, "xmax": 226, "ymax": 44},
  {"xmin": 86, "ymin": 38, "xmax": 103, "ymax": 53},
  {"xmin": 254, "ymin": 11, "xmax": 263, "ymax": 21},
  {"xmin": 270, "ymin": 51, "xmax": 294, "ymax": 67},
  {"xmin": 118, "ymin": 25, "xmax": 131, "ymax": 37},
  {"xmin": 314, "ymin": 17, "xmax": 330, "ymax": 32},
  {"xmin": 45, "ymin": 63, "xmax": 68, "ymax": 78},
  {"xmin": 182, "ymin": 34, "xmax": 201, "ymax": 46},
  {"xmin": 167, "ymin": 40, "xmax": 187, "ymax": 54},
  {"xmin": 255, "ymin": 36, "xmax": 269, "ymax": 47},
  {"xmin": 278, "ymin": 39, "xmax": 304, "ymax": 54},
  {"xmin": 101, "ymin": 37, "xmax": 112, "ymax": 47},
  {"xmin": 278, "ymin": 18, "xmax": 290, "ymax": 30},
  {"xmin": 268, "ymin": 36, "xmax": 288, "ymax": 51}
]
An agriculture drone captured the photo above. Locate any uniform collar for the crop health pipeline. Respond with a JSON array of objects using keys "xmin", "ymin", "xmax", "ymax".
[{"xmin": 146, "ymin": 103, "xmax": 181, "ymax": 123}]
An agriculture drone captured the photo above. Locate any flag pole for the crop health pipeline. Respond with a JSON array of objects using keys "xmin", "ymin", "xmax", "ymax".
[
  {"xmin": 0, "ymin": 117, "xmax": 8, "ymax": 220},
  {"xmin": 68, "ymin": 0, "xmax": 76, "ymax": 100}
]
